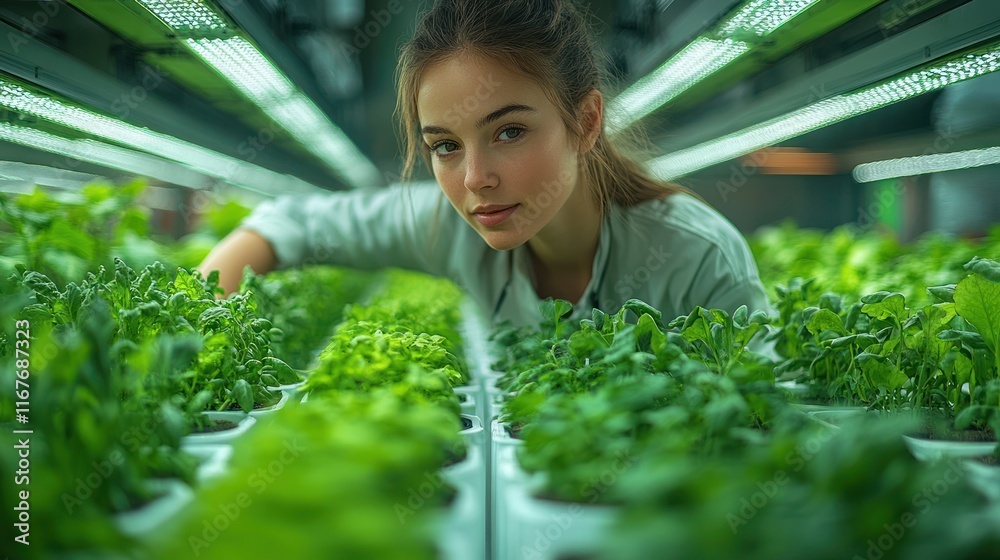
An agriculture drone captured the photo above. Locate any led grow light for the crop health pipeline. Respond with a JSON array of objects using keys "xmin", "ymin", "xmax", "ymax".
[
  {"xmin": 648, "ymin": 48, "xmax": 1000, "ymax": 180},
  {"xmin": 608, "ymin": 0, "xmax": 823, "ymax": 132},
  {"xmin": 607, "ymin": 38, "xmax": 749, "ymax": 134},
  {"xmin": 185, "ymin": 36, "xmax": 382, "ymax": 187},
  {"xmin": 0, "ymin": 122, "xmax": 207, "ymax": 188},
  {"xmin": 184, "ymin": 36, "xmax": 294, "ymax": 107},
  {"xmin": 135, "ymin": 0, "xmax": 227, "ymax": 33},
  {"xmin": 0, "ymin": 78, "xmax": 322, "ymax": 196},
  {"xmin": 853, "ymin": 147, "xmax": 1000, "ymax": 183},
  {"xmin": 720, "ymin": 0, "xmax": 820, "ymax": 37}
]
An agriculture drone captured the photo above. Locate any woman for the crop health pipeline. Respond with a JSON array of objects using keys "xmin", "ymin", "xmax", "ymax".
[{"xmin": 198, "ymin": 0, "xmax": 770, "ymax": 327}]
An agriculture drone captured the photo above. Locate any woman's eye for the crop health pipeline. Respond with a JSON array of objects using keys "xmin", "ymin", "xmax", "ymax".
[
  {"xmin": 432, "ymin": 141, "xmax": 459, "ymax": 156},
  {"xmin": 498, "ymin": 127, "xmax": 523, "ymax": 141}
]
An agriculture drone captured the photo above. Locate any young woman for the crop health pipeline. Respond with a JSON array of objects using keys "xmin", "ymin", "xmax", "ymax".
[{"xmin": 198, "ymin": 0, "xmax": 770, "ymax": 327}]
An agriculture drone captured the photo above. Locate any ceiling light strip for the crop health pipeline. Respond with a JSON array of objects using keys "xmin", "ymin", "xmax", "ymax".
[
  {"xmin": 853, "ymin": 146, "xmax": 1000, "ymax": 182},
  {"xmin": 608, "ymin": 38, "xmax": 749, "ymax": 134},
  {"xmin": 720, "ymin": 0, "xmax": 820, "ymax": 37},
  {"xmin": 648, "ymin": 48, "xmax": 1000, "ymax": 180},
  {"xmin": 135, "ymin": 0, "xmax": 227, "ymax": 33},
  {"xmin": 184, "ymin": 36, "xmax": 382, "ymax": 187},
  {"xmin": 0, "ymin": 78, "xmax": 321, "ymax": 195}
]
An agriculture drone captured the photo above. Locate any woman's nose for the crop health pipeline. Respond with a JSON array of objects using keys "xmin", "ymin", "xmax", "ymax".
[{"xmin": 464, "ymin": 149, "xmax": 499, "ymax": 193}]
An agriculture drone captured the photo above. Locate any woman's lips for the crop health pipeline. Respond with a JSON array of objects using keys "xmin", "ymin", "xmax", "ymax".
[{"xmin": 473, "ymin": 204, "xmax": 520, "ymax": 227}]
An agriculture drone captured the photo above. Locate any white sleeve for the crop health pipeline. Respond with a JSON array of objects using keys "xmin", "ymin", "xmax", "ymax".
[{"xmin": 237, "ymin": 184, "xmax": 458, "ymax": 275}]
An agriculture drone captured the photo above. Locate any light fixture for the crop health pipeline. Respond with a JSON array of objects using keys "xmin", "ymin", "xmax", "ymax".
[
  {"xmin": 719, "ymin": 0, "xmax": 820, "ymax": 37},
  {"xmin": 608, "ymin": 0, "xmax": 822, "ymax": 132},
  {"xmin": 134, "ymin": 0, "xmax": 227, "ymax": 33},
  {"xmin": 184, "ymin": 36, "xmax": 382, "ymax": 188},
  {"xmin": 0, "ymin": 78, "xmax": 322, "ymax": 196},
  {"xmin": 648, "ymin": 47, "xmax": 1000, "ymax": 180},
  {"xmin": 853, "ymin": 146, "xmax": 1000, "ymax": 182},
  {"xmin": 607, "ymin": 39, "xmax": 749, "ymax": 134}
]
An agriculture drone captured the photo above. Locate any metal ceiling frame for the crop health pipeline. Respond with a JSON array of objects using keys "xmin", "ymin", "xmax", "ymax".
[
  {"xmin": 0, "ymin": 16, "xmax": 341, "ymax": 191},
  {"xmin": 654, "ymin": 0, "xmax": 1000, "ymax": 154}
]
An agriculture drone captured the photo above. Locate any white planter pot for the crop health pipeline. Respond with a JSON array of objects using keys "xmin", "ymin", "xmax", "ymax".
[
  {"xmin": 776, "ymin": 380, "xmax": 810, "ymax": 396},
  {"xmin": 440, "ymin": 444, "xmax": 486, "ymax": 560},
  {"xmin": 182, "ymin": 444, "xmax": 233, "ymax": 482},
  {"xmin": 182, "ymin": 412, "xmax": 256, "ymax": 446},
  {"xmin": 502, "ymin": 479, "xmax": 618, "ymax": 560},
  {"xmin": 791, "ymin": 403, "xmax": 867, "ymax": 414},
  {"xmin": 113, "ymin": 478, "xmax": 193, "ymax": 538},
  {"xmin": 492, "ymin": 419, "xmax": 527, "ymax": 560},
  {"xmin": 962, "ymin": 460, "xmax": 1000, "ymax": 502},
  {"xmin": 808, "ymin": 408, "xmax": 871, "ymax": 429},
  {"xmin": 269, "ymin": 380, "xmax": 306, "ymax": 403},
  {"xmin": 902, "ymin": 436, "xmax": 999, "ymax": 462},
  {"xmin": 248, "ymin": 390, "xmax": 290, "ymax": 417},
  {"xmin": 456, "ymin": 387, "xmax": 479, "ymax": 418}
]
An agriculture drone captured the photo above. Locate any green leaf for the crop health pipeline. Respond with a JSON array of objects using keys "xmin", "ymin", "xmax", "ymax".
[
  {"xmin": 232, "ymin": 378, "xmax": 253, "ymax": 412},
  {"xmin": 954, "ymin": 270, "xmax": 1000, "ymax": 358},
  {"xmin": 964, "ymin": 256, "xmax": 1000, "ymax": 283},
  {"xmin": 860, "ymin": 292, "xmax": 906, "ymax": 322},
  {"xmin": 806, "ymin": 308, "xmax": 846, "ymax": 337},
  {"xmin": 927, "ymin": 284, "xmax": 956, "ymax": 303}
]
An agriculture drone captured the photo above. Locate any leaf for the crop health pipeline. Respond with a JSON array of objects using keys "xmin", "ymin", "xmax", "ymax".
[
  {"xmin": 232, "ymin": 379, "xmax": 253, "ymax": 412},
  {"xmin": 861, "ymin": 292, "xmax": 906, "ymax": 322},
  {"xmin": 927, "ymin": 284, "xmax": 956, "ymax": 303},
  {"xmin": 862, "ymin": 358, "xmax": 908, "ymax": 390},
  {"xmin": 954, "ymin": 270, "xmax": 1000, "ymax": 358},
  {"xmin": 954, "ymin": 405, "xmax": 982, "ymax": 430},
  {"xmin": 732, "ymin": 305, "xmax": 748, "ymax": 327},
  {"xmin": 806, "ymin": 309, "xmax": 846, "ymax": 337},
  {"xmin": 964, "ymin": 256, "xmax": 1000, "ymax": 283}
]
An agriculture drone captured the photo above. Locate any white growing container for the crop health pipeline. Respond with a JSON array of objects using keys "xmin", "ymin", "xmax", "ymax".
[
  {"xmin": 962, "ymin": 460, "xmax": 1000, "ymax": 502},
  {"xmin": 503, "ymin": 479, "xmax": 619, "ymax": 560},
  {"xmin": 440, "ymin": 443, "xmax": 487, "ymax": 560},
  {"xmin": 492, "ymin": 419, "xmax": 528, "ymax": 560},
  {"xmin": 248, "ymin": 390, "xmax": 290, "ymax": 417},
  {"xmin": 182, "ymin": 443, "xmax": 234, "ymax": 482},
  {"xmin": 114, "ymin": 478, "xmax": 194, "ymax": 537},
  {"xmin": 181, "ymin": 412, "xmax": 257, "ymax": 446},
  {"xmin": 902, "ymin": 436, "xmax": 999, "ymax": 462}
]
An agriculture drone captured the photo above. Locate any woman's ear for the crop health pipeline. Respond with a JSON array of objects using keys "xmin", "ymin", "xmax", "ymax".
[{"xmin": 578, "ymin": 89, "xmax": 603, "ymax": 153}]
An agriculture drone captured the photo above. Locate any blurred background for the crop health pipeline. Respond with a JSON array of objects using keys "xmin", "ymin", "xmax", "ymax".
[{"xmin": 0, "ymin": 0, "xmax": 997, "ymax": 241}]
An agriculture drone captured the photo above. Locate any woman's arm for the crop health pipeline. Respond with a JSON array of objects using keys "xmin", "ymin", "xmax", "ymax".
[{"xmin": 197, "ymin": 229, "xmax": 278, "ymax": 296}]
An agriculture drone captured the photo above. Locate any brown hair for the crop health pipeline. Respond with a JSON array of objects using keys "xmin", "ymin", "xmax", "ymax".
[{"xmin": 395, "ymin": 0, "xmax": 685, "ymax": 215}]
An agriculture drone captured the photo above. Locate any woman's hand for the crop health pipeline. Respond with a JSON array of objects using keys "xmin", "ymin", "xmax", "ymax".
[{"xmin": 196, "ymin": 229, "xmax": 278, "ymax": 297}]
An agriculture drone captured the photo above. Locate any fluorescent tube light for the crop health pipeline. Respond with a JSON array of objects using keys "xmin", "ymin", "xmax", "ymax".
[
  {"xmin": 134, "ymin": 0, "xmax": 227, "ymax": 33},
  {"xmin": 853, "ymin": 146, "xmax": 1000, "ymax": 182},
  {"xmin": 648, "ymin": 48, "xmax": 1000, "ymax": 180},
  {"xmin": 0, "ymin": 78, "xmax": 322, "ymax": 196},
  {"xmin": 608, "ymin": 0, "xmax": 822, "ymax": 132},
  {"xmin": 607, "ymin": 38, "xmax": 749, "ymax": 133},
  {"xmin": 185, "ymin": 36, "xmax": 382, "ymax": 187},
  {"xmin": 720, "ymin": 0, "xmax": 820, "ymax": 37}
]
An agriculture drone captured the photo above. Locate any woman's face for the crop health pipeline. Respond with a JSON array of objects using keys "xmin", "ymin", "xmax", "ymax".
[{"xmin": 417, "ymin": 53, "xmax": 588, "ymax": 251}]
